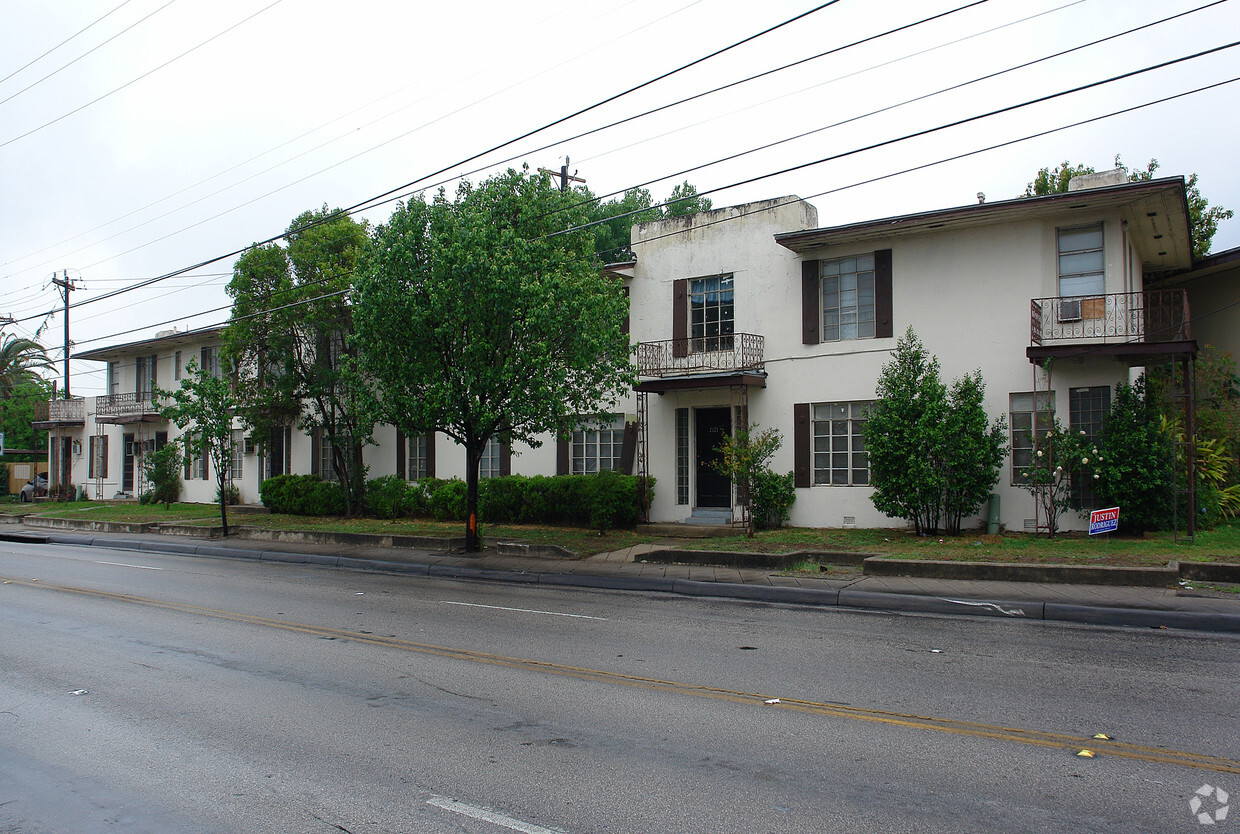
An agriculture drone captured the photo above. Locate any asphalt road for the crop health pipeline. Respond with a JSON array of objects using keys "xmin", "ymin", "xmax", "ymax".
[{"xmin": 1, "ymin": 541, "xmax": 1237, "ymax": 833}]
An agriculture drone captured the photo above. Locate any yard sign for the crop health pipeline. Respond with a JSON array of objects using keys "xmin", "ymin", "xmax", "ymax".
[{"xmin": 1089, "ymin": 506, "xmax": 1120, "ymax": 536}]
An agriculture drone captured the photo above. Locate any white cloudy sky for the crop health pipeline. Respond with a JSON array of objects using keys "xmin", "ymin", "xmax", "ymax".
[{"xmin": 1, "ymin": 0, "xmax": 1237, "ymax": 395}]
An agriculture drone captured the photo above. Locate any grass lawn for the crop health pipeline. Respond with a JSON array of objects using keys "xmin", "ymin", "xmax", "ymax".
[
  {"xmin": 27, "ymin": 502, "xmax": 219, "ymax": 523},
  {"xmin": 14, "ymin": 500, "xmax": 1240, "ymax": 565}
]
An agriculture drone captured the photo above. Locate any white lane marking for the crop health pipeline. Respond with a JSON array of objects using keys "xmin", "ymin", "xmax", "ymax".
[
  {"xmin": 94, "ymin": 561, "xmax": 162, "ymax": 571},
  {"xmin": 426, "ymin": 795, "xmax": 565, "ymax": 833},
  {"xmin": 441, "ymin": 600, "xmax": 605, "ymax": 620}
]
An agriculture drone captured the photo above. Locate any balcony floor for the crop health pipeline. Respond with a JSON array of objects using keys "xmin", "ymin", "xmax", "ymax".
[{"xmin": 1027, "ymin": 339, "xmax": 1197, "ymax": 364}]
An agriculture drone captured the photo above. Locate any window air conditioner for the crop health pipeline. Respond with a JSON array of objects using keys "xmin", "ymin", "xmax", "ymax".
[{"xmin": 1057, "ymin": 299, "xmax": 1082, "ymax": 322}]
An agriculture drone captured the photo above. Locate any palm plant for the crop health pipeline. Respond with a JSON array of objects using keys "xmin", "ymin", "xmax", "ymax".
[{"xmin": 0, "ymin": 334, "xmax": 54, "ymax": 399}]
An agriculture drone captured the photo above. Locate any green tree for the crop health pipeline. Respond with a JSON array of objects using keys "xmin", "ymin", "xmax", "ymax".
[
  {"xmin": 224, "ymin": 206, "xmax": 375, "ymax": 515},
  {"xmin": 141, "ymin": 439, "xmax": 182, "ymax": 508},
  {"xmin": 353, "ymin": 167, "xmax": 634, "ymax": 552},
  {"xmin": 866, "ymin": 329, "xmax": 1006, "ymax": 535},
  {"xmin": 712, "ymin": 423, "xmax": 786, "ymax": 538},
  {"xmin": 0, "ymin": 333, "xmax": 53, "ymax": 401},
  {"xmin": 157, "ymin": 361, "xmax": 239, "ymax": 535},
  {"xmin": 1024, "ymin": 157, "xmax": 1233, "ymax": 258},
  {"xmin": 663, "ymin": 180, "xmax": 713, "ymax": 217},
  {"xmin": 0, "ymin": 377, "xmax": 51, "ymax": 460},
  {"xmin": 1095, "ymin": 378, "xmax": 1173, "ymax": 534}
]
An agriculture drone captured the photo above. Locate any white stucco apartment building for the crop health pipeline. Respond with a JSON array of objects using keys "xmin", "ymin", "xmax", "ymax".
[{"xmin": 37, "ymin": 171, "xmax": 1214, "ymax": 533}]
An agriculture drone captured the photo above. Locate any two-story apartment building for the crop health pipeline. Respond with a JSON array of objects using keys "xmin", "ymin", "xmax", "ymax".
[{"xmin": 39, "ymin": 170, "xmax": 1207, "ymax": 533}]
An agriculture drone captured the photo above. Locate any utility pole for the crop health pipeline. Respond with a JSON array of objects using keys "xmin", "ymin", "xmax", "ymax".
[
  {"xmin": 51, "ymin": 270, "xmax": 76, "ymax": 398},
  {"xmin": 538, "ymin": 156, "xmax": 586, "ymax": 192}
]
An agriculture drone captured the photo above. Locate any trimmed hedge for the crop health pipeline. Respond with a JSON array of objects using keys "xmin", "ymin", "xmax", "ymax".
[
  {"xmin": 262, "ymin": 472, "xmax": 651, "ymax": 530},
  {"xmin": 259, "ymin": 474, "xmax": 346, "ymax": 516}
]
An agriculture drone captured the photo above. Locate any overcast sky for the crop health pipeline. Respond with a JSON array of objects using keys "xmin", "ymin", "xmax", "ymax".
[{"xmin": 2, "ymin": 0, "xmax": 1237, "ymax": 395}]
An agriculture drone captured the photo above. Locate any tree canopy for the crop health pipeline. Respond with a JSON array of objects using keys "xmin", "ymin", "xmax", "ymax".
[
  {"xmin": 1023, "ymin": 157, "xmax": 1233, "ymax": 258},
  {"xmin": 583, "ymin": 180, "xmax": 714, "ymax": 262},
  {"xmin": 158, "ymin": 361, "xmax": 239, "ymax": 535},
  {"xmin": 224, "ymin": 206, "xmax": 375, "ymax": 514},
  {"xmin": 352, "ymin": 167, "xmax": 634, "ymax": 551},
  {"xmin": 0, "ymin": 333, "xmax": 53, "ymax": 401}
]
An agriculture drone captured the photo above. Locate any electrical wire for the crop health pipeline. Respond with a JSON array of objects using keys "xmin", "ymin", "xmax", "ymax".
[
  {"xmin": 0, "ymin": 0, "xmax": 137, "ymax": 87},
  {"xmin": 0, "ymin": 0, "xmax": 284, "ymax": 150}
]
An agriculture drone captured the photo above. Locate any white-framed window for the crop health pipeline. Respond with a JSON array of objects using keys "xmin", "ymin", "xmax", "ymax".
[
  {"xmin": 689, "ymin": 274, "xmax": 734, "ymax": 353},
  {"xmin": 174, "ymin": 350, "xmax": 182, "ymax": 381},
  {"xmin": 107, "ymin": 362, "xmax": 119, "ymax": 396},
  {"xmin": 822, "ymin": 255, "xmax": 875, "ymax": 342},
  {"xmin": 572, "ymin": 416, "xmax": 625, "ymax": 474},
  {"xmin": 1058, "ymin": 224, "xmax": 1104, "ymax": 297},
  {"xmin": 1009, "ymin": 391, "xmax": 1054, "ymax": 485},
  {"xmin": 136, "ymin": 354, "xmax": 157, "ymax": 396},
  {"xmin": 479, "ymin": 435, "xmax": 503, "ymax": 479},
  {"xmin": 230, "ymin": 430, "xmax": 244, "ymax": 480},
  {"xmin": 812, "ymin": 401, "xmax": 873, "ymax": 485},
  {"xmin": 200, "ymin": 346, "xmax": 220, "ymax": 379},
  {"xmin": 407, "ymin": 433, "xmax": 429, "ymax": 481}
]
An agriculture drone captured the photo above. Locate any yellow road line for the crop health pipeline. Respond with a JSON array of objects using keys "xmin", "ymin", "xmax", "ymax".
[{"xmin": 7, "ymin": 575, "xmax": 1238, "ymax": 775}]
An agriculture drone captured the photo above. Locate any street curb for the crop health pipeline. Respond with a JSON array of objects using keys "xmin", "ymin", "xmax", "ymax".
[{"xmin": 16, "ymin": 532, "xmax": 1240, "ymax": 634}]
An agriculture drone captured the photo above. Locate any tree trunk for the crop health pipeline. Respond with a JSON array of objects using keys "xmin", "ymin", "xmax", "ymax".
[
  {"xmin": 217, "ymin": 461, "xmax": 230, "ymax": 537},
  {"xmin": 465, "ymin": 443, "xmax": 481, "ymax": 553}
]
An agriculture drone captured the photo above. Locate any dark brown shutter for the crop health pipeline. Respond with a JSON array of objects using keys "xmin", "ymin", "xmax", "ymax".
[
  {"xmin": 101, "ymin": 435, "xmax": 108, "ymax": 479},
  {"xmin": 395, "ymin": 429, "xmax": 405, "ymax": 479},
  {"xmin": 620, "ymin": 420, "xmax": 638, "ymax": 475},
  {"xmin": 88, "ymin": 436, "xmax": 96, "ymax": 480},
  {"xmin": 556, "ymin": 433, "xmax": 569, "ymax": 476},
  {"xmin": 875, "ymin": 248, "xmax": 893, "ymax": 339},
  {"xmin": 500, "ymin": 441, "xmax": 512, "ymax": 477},
  {"xmin": 672, "ymin": 278, "xmax": 688, "ymax": 358},
  {"xmin": 426, "ymin": 432, "xmax": 436, "ymax": 478},
  {"xmin": 310, "ymin": 429, "xmax": 320, "ymax": 476},
  {"xmin": 794, "ymin": 403, "xmax": 811, "ymax": 488},
  {"xmin": 801, "ymin": 259, "xmax": 820, "ymax": 344}
]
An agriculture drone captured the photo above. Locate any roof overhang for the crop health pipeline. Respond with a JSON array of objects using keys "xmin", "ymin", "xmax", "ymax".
[
  {"xmin": 75, "ymin": 326, "xmax": 225, "ymax": 363},
  {"xmin": 1150, "ymin": 245, "xmax": 1240, "ymax": 288},
  {"xmin": 776, "ymin": 178, "xmax": 1193, "ymax": 273}
]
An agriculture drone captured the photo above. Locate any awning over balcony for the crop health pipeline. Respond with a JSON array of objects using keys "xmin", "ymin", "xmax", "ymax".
[{"xmin": 635, "ymin": 333, "xmax": 766, "ymax": 392}]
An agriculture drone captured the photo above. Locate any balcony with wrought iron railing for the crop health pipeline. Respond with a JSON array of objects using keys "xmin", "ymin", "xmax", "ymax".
[
  {"xmin": 1029, "ymin": 289, "xmax": 1191, "ymax": 351},
  {"xmin": 635, "ymin": 333, "xmax": 765, "ymax": 390},
  {"xmin": 32, "ymin": 397, "xmax": 86, "ymax": 427},
  {"xmin": 94, "ymin": 391, "xmax": 170, "ymax": 423}
]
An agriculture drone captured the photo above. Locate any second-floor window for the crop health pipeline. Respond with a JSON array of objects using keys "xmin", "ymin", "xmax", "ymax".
[
  {"xmin": 689, "ymin": 274, "xmax": 733, "ymax": 353},
  {"xmin": 1058, "ymin": 224, "xmax": 1104, "ymax": 297},
  {"xmin": 135, "ymin": 354, "xmax": 156, "ymax": 396},
  {"xmin": 200, "ymin": 346, "xmax": 220, "ymax": 379},
  {"xmin": 822, "ymin": 255, "xmax": 875, "ymax": 342}
]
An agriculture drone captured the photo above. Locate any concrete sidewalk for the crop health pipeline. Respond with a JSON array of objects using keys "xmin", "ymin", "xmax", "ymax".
[{"xmin": 4, "ymin": 525, "xmax": 1239, "ymax": 634}]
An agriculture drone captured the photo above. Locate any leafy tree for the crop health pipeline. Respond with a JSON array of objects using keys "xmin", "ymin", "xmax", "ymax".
[
  {"xmin": 141, "ymin": 440, "xmax": 182, "ymax": 508},
  {"xmin": 0, "ymin": 377, "xmax": 51, "ymax": 460},
  {"xmin": 1095, "ymin": 378, "xmax": 1172, "ymax": 534},
  {"xmin": 0, "ymin": 333, "xmax": 53, "ymax": 401},
  {"xmin": 157, "ymin": 361, "xmax": 239, "ymax": 535},
  {"xmin": 353, "ymin": 167, "xmax": 634, "ymax": 551},
  {"xmin": 1024, "ymin": 156, "xmax": 1233, "ymax": 258},
  {"xmin": 583, "ymin": 182, "xmax": 714, "ymax": 262},
  {"xmin": 224, "ymin": 206, "xmax": 375, "ymax": 515},
  {"xmin": 663, "ymin": 180, "xmax": 713, "ymax": 217},
  {"xmin": 712, "ymin": 423, "xmax": 786, "ymax": 538},
  {"xmin": 866, "ymin": 329, "xmax": 1006, "ymax": 535}
]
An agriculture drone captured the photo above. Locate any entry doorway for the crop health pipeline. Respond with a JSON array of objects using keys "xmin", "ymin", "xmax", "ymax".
[{"xmin": 695, "ymin": 407, "xmax": 731, "ymax": 508}]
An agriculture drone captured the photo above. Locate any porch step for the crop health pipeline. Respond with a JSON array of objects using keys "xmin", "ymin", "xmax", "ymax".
[{"xmin": 684, "ymin": 508, "xmax": 734, "ymax": 526}]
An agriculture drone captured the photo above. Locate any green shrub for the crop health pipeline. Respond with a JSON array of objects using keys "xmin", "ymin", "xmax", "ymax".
[
  {"xmin": 142, "ymin": 441, "xmax": 182, "ymax": 508},
  {"xmin": 366, "ymin": 475, "xmax": 418, "ymax": 519},
  {"xmin": 1096, "ymin": 379, "xmax": 1173, "ymax": 534},
  {"xmin": 752, "ymin": 470, "xmax": 795, "ymax": 530},
  {"xmin": 215, "ymin": 484, "xmax": 241, "ymax": 506},
  {"xmin": 138, "ymin": 490, "xmax": 156, "ymax": 505},
  {"xmin": 429, "ymin": 479, "xmax": 468, "ymax": 521},
  {"xmin": 479, "ymin": 475, "xmax": 528, "ymax": 523},
  {"xmin": 585, "ymin": 469, "xmax": 635, "ymax": 533},
  {"xmin": 259, "ymin": 474, "xmax": 345, "ymax": 516},
  {"xmin": 0, "ymin": 463, "xmax": 8, "ymax": 496}
]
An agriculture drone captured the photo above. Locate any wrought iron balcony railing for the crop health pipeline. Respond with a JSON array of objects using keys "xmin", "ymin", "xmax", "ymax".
[
  {"xmin": 636, "ymin": 333, "xmax": 764, "ymax": 378},
  {"xmin": 33, "ymin": 398, "xmax": 85, "ymax": 424},
  {"xmin": 94, "ymin": 391, "xmax": 169, "ymax": 422},
  {"xmin": 1030, "ymin": 289, "xmax": 1189, "ymax": 346}
]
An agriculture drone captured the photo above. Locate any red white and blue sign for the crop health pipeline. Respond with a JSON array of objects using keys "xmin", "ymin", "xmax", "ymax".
[{"xmin": 1089, "ymin": 507, "xmax": 1120, "ymax": 536}]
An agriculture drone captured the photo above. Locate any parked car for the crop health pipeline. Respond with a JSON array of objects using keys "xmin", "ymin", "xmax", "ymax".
[{"xmin": 18, "ymin": 474, "xmax": 47, "ymax": 502}]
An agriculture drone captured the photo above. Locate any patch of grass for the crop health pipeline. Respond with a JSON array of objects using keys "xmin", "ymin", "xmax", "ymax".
[{"xmin": 32, "ymin": 502, "xmax": 218, "ymax": 523}]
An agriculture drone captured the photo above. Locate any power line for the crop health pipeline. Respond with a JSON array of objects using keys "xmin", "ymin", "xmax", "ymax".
[
  {"xmin": 11, "ymin": 0, "xmax": 847, "ymax": 322},
  {"xmin": 0, "ymin": 0, "xmax": 179, "ymax": 108},
  {"xmin": 0, "ymin": 0, "xmax": 137, "ymax": 87},
  {"xmin": 0, "ymin": 0, "xmax": 283, "ymax": 150}
]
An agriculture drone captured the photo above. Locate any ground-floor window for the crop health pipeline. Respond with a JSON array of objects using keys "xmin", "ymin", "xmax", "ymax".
[
  {"xmin": 1010, "ymin": 391, "xmax": 1055, "ymax": 485},
  {"xmin": 230, "ymin": 430, "xmax": 244, "ymax": 480},
  {"xmin": 675, "ymin": 408, "xmax": 689, "ymax": 504},
  {"xmin": 572, "ymin": 416, "xmax": 625, "ymax": 474},
  {"xmin": 812, "ymin": 401, "xmax": 873, "ymax": 485},
  {"xmin": 479, "ymin": 435, "xmax": 504, "ymax": 479},
  {"xmin": 1070, "ymin": 385, "xmax": 1109, "ymax": 509},
  {"xmin": 407, "ymin": 433, "xmax": 431, "ymax": 480}
]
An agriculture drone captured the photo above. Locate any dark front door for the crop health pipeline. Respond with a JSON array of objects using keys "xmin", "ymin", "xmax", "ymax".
[
  {"xmin": 695, "ymin": 407, "xmax": 731, "ymax": 508},
  {"xmin": 123, "ymin": 433, "xmax": 135, "ymax": 493}
]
